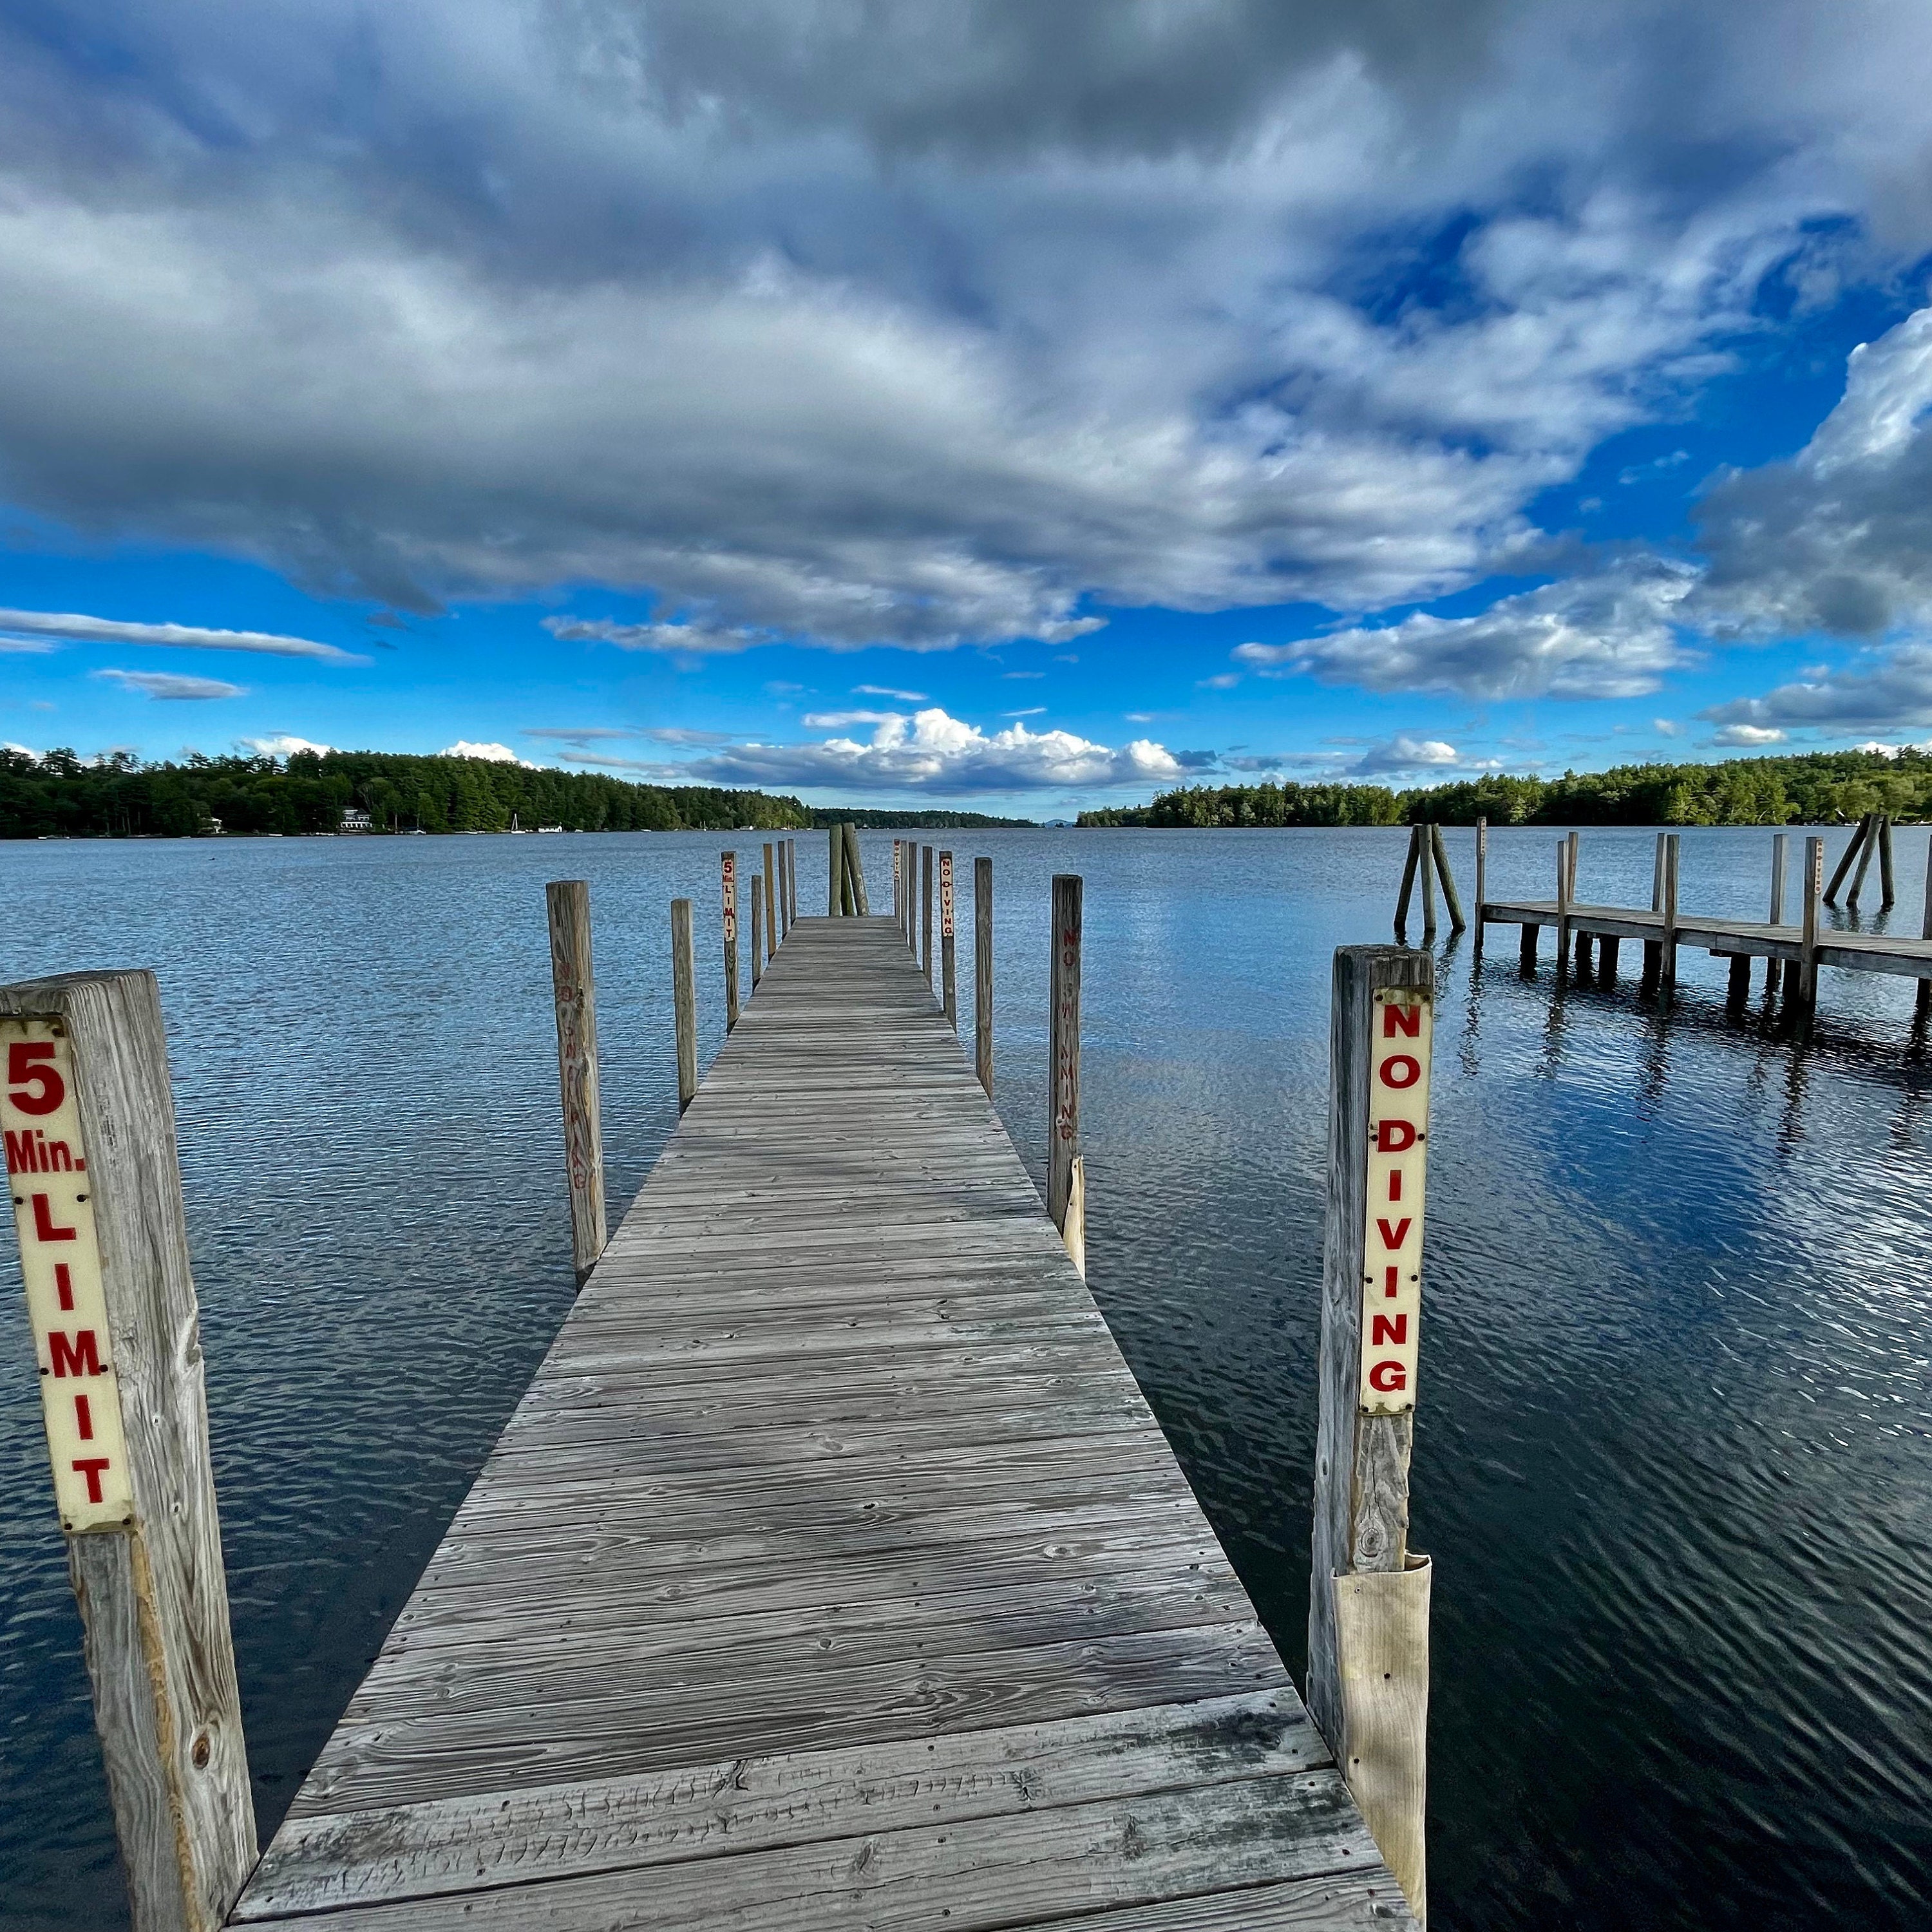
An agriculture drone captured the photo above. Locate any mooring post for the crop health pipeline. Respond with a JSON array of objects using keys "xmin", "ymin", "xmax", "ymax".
[
  {"xmin": 788, "ymin": 838, "xmax": 798, "ymax": 925},
  {"xmin": 1307, "ymin": 943, "xmax": 1432, "ymax": 1926},
  {"xmin": 1417, "ymin": 824, "xmax": 1438, "ymax": 943},
  {"xmin": 750, "ymin": 880, "xmax": 764, "ymax": 988},
  {"xmin": 546, "ymin": 880, "xmax": 607, "ymax": 1284},
  {"xmin": 1766, "ymin": 833, "xmax": 1788, "ymax": 999},
  {"xmin": 1393, "ymin": 825, "xmax": 1420, "ymax": 940},
  {"xmin": 1880, "ymin": 814, "xmax": 1897, "ymax": 910},
  {"xmin": 1797, "ymin": 835, "xmax": 1823, "ymax": 1032},
  {"xmin": 1429, "ymin": 823, "xmax": 1465, "ymax": 934},
  {"xmin": 1848, "ymin": 812, "xmax": 1880, "ymax": 911},
  {"xmin": 975, "ymin": 856, "xmax": 994, "ymax": 1099},
  {"xmin": 940, "ymin": 849, "xmax": 958, "ymax": 1031},
  {"xmin": 762, "ymin": 844, "xmax": 779, "ymax": 958},
  {"xmin": 922, "ymin": 844, "xmax": 935, "ymax": 988},
  {"xmin": 0, "ymin": 970, "xmax": 259, "ymax": 1932},
  {"xmin": 842, "ymin": 824, "xmax": 870, "ymax": 914},
  {"xmin": 1519, "ymin": 921, "xmax": 1538, "ymax": 972},
  {"xmin": 1661, "ymin": 834, "xmax": 1681, "ymax": 1004},
  {"xmin": 828, "ymin": 826, "xmax": 842, "ymax": 915},
  {"xmin": 672, "ymin": 896, "xmax": 697, "ymax": 1112},
  {"xmin": 892, "ymin": 838, "xmax": 903, "ymax": 931},
  {"xmin": 721, "ymin": 851, "xmax": 741, "ymax": 1031},
  {"xmin": 1917, "ymin": 836, "xmax": 1932, "ymax": 1029},
  {"xmin": 1824, "ymin": 813, "xmax": 1869, "ymax": 908},
  {"xmin": 1599, "ymin": 934, "xmax": 1620, "ymax": 983},
  {"xmin": 1642, "ymin": 831, "xmax": 1665, "ymax": 996},
  {"xmin": 1555, "ymin": 838, "xmax": 1571, "ymax": 979},
  {"xmin": 1049, "ymin": 874, "xmax": 1085, "ymax": 1278},
  {"xmin": 1472, "ymin": 818, "xmax": 1487, "ymax": 959}
]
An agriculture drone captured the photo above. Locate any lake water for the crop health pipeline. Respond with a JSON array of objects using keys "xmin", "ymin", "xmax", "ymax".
[{"xmin": 3, "ymin": 826, "xmax": 1929, "ymax": 1930}]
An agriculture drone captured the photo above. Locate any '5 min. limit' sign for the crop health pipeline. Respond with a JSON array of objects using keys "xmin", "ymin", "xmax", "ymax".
[
  {"xmin": 3, "ymin": 1018, "xmax": 133, "ymax": 1531},
  {"xmin": 1361, "ymin": 987, "xmax": 1431, "ymax": 1415}
]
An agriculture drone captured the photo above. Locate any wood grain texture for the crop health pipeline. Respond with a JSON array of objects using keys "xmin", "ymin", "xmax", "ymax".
[
  {"xmin": 2, "ymin": 972, "xmax": 257, "ymax": 1931},
  {"xmin": 671, "ymin": 898, "xmax": 698, "ymax": 1112},
  {"xmin": 1049, "ymin": 875, "xmax": 1082, "ymax": 1233},
  {"xmin": 921, "ymin": 844, "xmax": 934, "ymax": 985},
  {"xmin": 1824, "ymin": 812, "xmax": 1868, "ymax": 907},
  {"xmin": 1417, "ymin": 827, "xmax": 1436, "ymax": 942},
  {"xmin": 232, "ymin": 917, "xmax": 1393, "ymax": 1928},
  {"xmin": 1848, "ymin": 812, "xmax": 1879, "ymax": 909},
  {"xmin": 545, "ymin": 881, "xmax": 606, "ymax": 1283},
  {"xmin": 976, "ymin": 855, "xmax": 995, "ymax": 1097},
  {"xmin": 762, "ymin": 842, "xmax": 779, "ymax": 951},
  {"xmin": 1307, "ymin": 946, "xmax": 1431, "ymax": 1761},
  {"xmin": 843, "ymin": 823, "xmax": 871, "ymax": 916}
]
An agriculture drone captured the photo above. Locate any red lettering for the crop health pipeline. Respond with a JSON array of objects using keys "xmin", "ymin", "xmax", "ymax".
[
  {"xmin": 1382, "ymin": 1003, "xmax": 1421, "ymax": 1038},
  {"xmin": 1379, "ymin": 1054, "xmax": 1421, "ymax": 1090},
  {"xmin": 53, "ymin": 1262, "xmax": 75, "ymax": 1311},
  {"xmin": 1368, "ymin": 1361, "xmax": 1407, "ymax": 1393},
  {"xmin": 8, "ymin": 1043, "xmax": 64, "ymax": 1115},
  {"xmin": 1388, "ymin": 1170, "xmax": 1401, "ymax": 1202},
  {"xmin": 5, "ymin": 1128, "xmax": 37, "ymax": 1172},
  {"xmin": 1375, "ymin": 1119, "xmax": 1417, "ymax": 1153},
  {"xmin": 1376, "ymin": 1217, "xmax": 1412, "ymax": 1249},
  {"xmin": 1371, "ymin": 1313, "xmax": 1408, "ymax": 1346},
  {"xmin": 48, "ymin": 1330, "xmax": 102, "ymax": 1378},
  {"xmin": 1383, "ymin": 1265, "xmax": 1400, "ymax": 1296},
  {"xmin": 46, "ymin": 1139, "xmax": 72, "ymax": 1171},
  {"xmin": 71, "ymin": 1457, "xmax": 111, "ymax": 1503},
  {"xmin": 31, "ymin": 1194, "xmax": 77, "ymax": 1242},
  {"xmin": 73, "ymin": 1392, "xmax": 93, "ymax": 1439}
]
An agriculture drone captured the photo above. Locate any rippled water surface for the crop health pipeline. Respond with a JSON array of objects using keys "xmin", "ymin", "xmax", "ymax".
[{"xmin": 3, "ymin": 827, "xmax": 1930, "ymax": 1930}]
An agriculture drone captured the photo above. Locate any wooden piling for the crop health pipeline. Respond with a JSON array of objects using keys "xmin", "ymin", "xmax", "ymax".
[
  {"xmin": 922, "ymin": 844, "xmax": 934, "ymax": 989},
  {"xmin": 1308, "ymin": 944, "xmax": 1433, "ymax": 1925},
  {"xmin": 1049, "ymin": 875, "xmax": 1084, "ymax": 1278},
  {"xmin": 892, "ymin": 838, "xmax": 903, "ymax": 931},
  {"xmin": 1574, "ymin": 927, "xmax": 1592, "ymax": 979},
  {"xmin": 0, "ymin": 970, "xmax": 258, "ymax": 1932},
  {"xmin": 1598, "ymin": 934, "xmax": 1620, "ymax": 983},
  {"xmin": 721, "ymin": 851, "xmax": 741, "ymax": 1032},
  {"xmin": 761, "ymin": 844, "xmax": 779, "ymax": 958},
  {"xmin": 1797, "ymin": 835, "xmax": 1823, "ymax": 1030},
  {"xmin": 842, "ymin": 823, "xmax": 870, "ymax": 915},
  {"xmin": 940, "ymin": 849, "xmax": 958, "ymax": 1031},
  {"xmin": 545, "ymin": 880, "xmax": 607, "ymax": 1284},
  {"xmin": 1917, "ymin": 837, "xmax": 1932, "ymax": 1030},
  {"xmin": 1555, "ymin": 838, "xmax": 1571, "ymax": 976},
  {"xmin": 1881, "ymin": 813, "xmax": 1897, "ymax": 910},
  {"xmin": 975, "ymin": 857, "xmax": 994, "ymax": 1099},
  {"xmin": 1393, "ymin": 825, "xmax": 1420, "ymax": 940},
  {"xmin": 1824, "ymin": 813, "xmax": 1870, "ymax": 907},
  {"xmin": 1725, "ymin": 954, "xmax": 1750, "ymax": 1008},
  {"xmin": 1848, "ymin": 812, "xmax": 1880, "ymax": 910},
  {"xmin": 1642, "ymin": 831, "xmax": 1665, "ymax": 994},
  {"xmin": 1429, "ymin": 823, "xmax": 1465, "ymax": 934},
  {"xmin": 1473, "ymin": 818, "xmax": 1487, "ymax": 958},
  {"xmin": 828, "ymin": 825, "xmax": 842, "ymax": 916},
  {"xmin": 1519, "ymin": 922, "xmax": 1539, "ymax": 972},
  {"xmin": 1661, "ymin": 833, "xmax": 1681, "ymax": 1004},
  {"xmin": 750, "ymin": 881, "xmax": 764, "ymax": 987},
  {"xmin": 672, "ymin": 896, "xmax": 697, "ymax": 1113},
  {"xmin": 1766, "ymin": 833, "xmax": 1788, "ymax": 999},
  {"xmin": 1417, "ymin": 825, "xmax": 1438, "ymax": 943}
]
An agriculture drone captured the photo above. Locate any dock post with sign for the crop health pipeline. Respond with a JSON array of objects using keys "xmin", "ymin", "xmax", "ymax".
[
  {"xmin": 546, "ymin": 880, "xmax": 607, "ymax": 1285},
  {"xmin": 1, "ymin": 970, "xmax": 257, "ymax": 1932},
  {"xmin": 721, "ymin": 851, "xmax": 741, "ymax": 1030},
  {"xmin": 1309, "ymin": 943, "xmax": 1433, "ymax": 1926},
  {"xmin": 975, "ymin": 857, "xmax": 994, "ymax": 1098},
  {"xmin": 940, "ymin": 850, "xmax": 958, "ymax": 1031}
]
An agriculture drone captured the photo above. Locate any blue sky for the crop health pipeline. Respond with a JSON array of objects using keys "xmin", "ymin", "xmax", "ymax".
[{"xmin": 5, "ymin": 2, "xmax": 1932, "ymax": 816}]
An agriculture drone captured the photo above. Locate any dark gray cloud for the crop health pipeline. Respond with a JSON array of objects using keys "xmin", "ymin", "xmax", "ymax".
[
  {"xmin": 1701, "ymin": 646, "xmax": 1932, "ymax": 733},
  {"xmin": 92, "ymin": 668, "xmax": 245, "ymax": 699}
]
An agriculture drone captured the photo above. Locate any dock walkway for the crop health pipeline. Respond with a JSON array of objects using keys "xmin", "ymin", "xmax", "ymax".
[{"xmin": 227, "ymin": 916, "xmax": 1408, "ymax": 1931}]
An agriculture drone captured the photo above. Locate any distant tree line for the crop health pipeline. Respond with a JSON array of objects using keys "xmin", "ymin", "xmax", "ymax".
[
  {"xmin": 805, "ymin": 806, "xmax": 1035, "ymax": 829},
  {"xmin": 0, "ymin": 748, "xmax": 811, "ymax": 839},
  {"xmin": 1077, "ymin": 750, "xmax": 1932, "ymax": 829}
]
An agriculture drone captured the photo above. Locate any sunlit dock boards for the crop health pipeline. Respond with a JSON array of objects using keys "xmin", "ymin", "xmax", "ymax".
[{"xmin": 225, "ymin": 916, "xmax": 1410, "ymax": 1931}]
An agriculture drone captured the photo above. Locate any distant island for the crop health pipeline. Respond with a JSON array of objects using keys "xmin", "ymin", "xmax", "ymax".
[
  {"xmin": 1077, "ymin": 749, "xmax": 1932, "ymax": 829},
  {"xmin": 804, "ymin": 807, "xmax": 1035, "ymax": 829}
]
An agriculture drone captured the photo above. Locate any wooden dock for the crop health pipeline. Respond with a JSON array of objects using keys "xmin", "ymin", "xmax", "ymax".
[{"xmin": 224, "ymin": 916, "xmax": 1411, "ymax": 1931}]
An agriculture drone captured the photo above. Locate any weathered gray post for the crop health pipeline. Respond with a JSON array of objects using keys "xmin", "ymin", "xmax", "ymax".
[
  {"xmin": 1797, "ymin": 835, "xmax": 1824, "ymax": 1030},
  {"xmin": 1917, "ymin": 837, "xmax": 1932, "ymax": 1028},
  {"xmin": 1848, "ymin": 813, "xmax": 1880, "ymax": 911},
  {"xmin": 1880, "ymin": 814, "xmax": 1897, "ymax": 910},
  {"xmin": 922, "ymin": 844, "xmax": 935, "ymax": 988},
  {"xmin": 940, "ymin": 849, "xmax": 958, "ymax": 1030},
  {"xmin": 1824, "ymin": 813, "xmax": 1870, "ymax": 907},
  {"xmin": 1392, "ymin": 826, "xmax": 1420, "ymax": 940},
  {"xmin": 1428, "ymin": 824, "xmax": 1465, "ymax": 934},
  {"xmin": 1417, "ymin": 825, "xmax": 1437, "ymax": 943},
  {"xmin": 672, "ymin": 896, "xmax": 697, "ymax": 1112},
  {"xmin": 1472, "ymin": 817, "xmax": 1487, "ymax": 958},
  {"xmin": 1766, "ymin": 833, "xmax": 1788, "ymax": 999},
  {"xmin": 1048, "ymin": 874, "xmax": 1085, "ymax": 1277},
  {"xmin": 892, "ymin": 838, "xmax": 903, "ymax": 930},
  {"xmin": 975, "ymin": 857, "xmax": 994, "ymax": 1099},
  {"xmin": 546, "ymin": 880, "xmax": 607, "ymax": 1283},
  {"xmin": 1307, "ymin": 943, "xmax": 1432, "ymax": 1926},
  {"xmin": 721, "ymin": 851, "xmax": 741, "ymax": 1030},
  {"xmin": 750, "ymin": 880, "xmax": 764, "ymax": 988},
  {"xmin": 828, "ymin": 826, "xmax": 842, "ymax": 915},
  {"xmin": 1555, "ymin": 838, "xmax": 1571, "ymax": 979},
  {"xmin": 762, "ymin": 842, "xmax": 779, "ymax": 958},
  {"xmin": 0, "ymin": 971, "xmax": 258, "ymax": 1932},
  {"xmin": 842, "ymin": 824, "xmax": 871, "ymax": 914},
  {"xmin": 1661, "ymin": 833, "xmax": 1681, "ymax": 1003}
]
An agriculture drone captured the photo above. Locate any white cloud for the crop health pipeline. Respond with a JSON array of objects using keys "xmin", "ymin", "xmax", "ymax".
[
  {"xmin": 800, "ymin": 709, "xmax": 902, "ymax": 728},
  {"xmin": 440, "ymin": 740, "xmax": 530, "ymax": 763},
  {"xmin": 544, "ymin": 617, "xmax": 771, "ymax": 655},
  {"xmin": 1352, "ymin": 735, "xmax": 1462, "ymax": 776},
  {"xmin": 0, "ymin": 608, "xmax": 361, "ymax": 662},
  {"xmin": 241, "ymin": 734, "xmax": 332, "ymax": 757},
  {"xmin": 1700, "ymin": 643, "xmax": 1932, "ymax": 733},
  {"xmin": 855, "ymin": 685, "xmax": 927, "ymax": 701},
  {"xmin": 1653, "ymin": 717, "xmax": 1682, "ymax": 736},
  {"xmin": 675, "ymin": 706, "xmax": 1186, "ymax": 795},
  {"xmin": 92, "ymin": 668, "xmax": 245, "ymax": 701},
  {"xmin": 1237, "ymin": 559, "xmax": 1699, "ymax": 700},
  {"xmin": 1005, "ymin": 706, "xmax": 1048, "ymax": 717},
  {"xmin": 1706, "ymin": 723, "xmax": 1788, "ymax": 746}
]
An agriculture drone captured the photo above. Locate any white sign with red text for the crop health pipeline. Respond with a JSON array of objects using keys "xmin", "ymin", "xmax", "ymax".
[
  {"xmin": 721, "ymin": 851, "xmax": 738, "ymax": 945},
  {"xmin": 1359, "ymin": 988, "xmax": 1432, "ymax": 1416},
  {"xmin": 3, "ymin": 1019, "xmax": 133, "ymax": 1531},
  {"xmin": 940, "ymin": 851, "xmax": 955, "ymax": 938}
]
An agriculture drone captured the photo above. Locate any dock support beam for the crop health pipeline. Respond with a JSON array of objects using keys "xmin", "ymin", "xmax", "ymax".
[
  {"xmin": 1796, "ymin": 835, "xmax": 1823, "ymax": 1034},
  {"xmin": 975, "ymin": 857, "xmax": 994, "ymax": 1099},
  {"xmin": 750, "ymin": 882, "xmax": 763, "ymax": 989},
  {"xmin": 1766, "ymin": 834, "xmax": 1788, "ymax": 1000},
  {"xmin": 1519, "ymin": 922, "xmax": 1538, "ymax": 973},
  {"xmin": 764, "ymin": 842, "xmax": 781, "ymax": 949},
  {"xmin": 1918, "ymin": 837, "xmax": 1932, "ymax": 1031},
  {"xmin": 546, "ymin": 880, "xmax": 607, "ymax": 1284},
  {"xmin": 672, "ymin": 896, "xmax": 697, "ymax": 1113},
  {"xmin": 1309, "ymin": 944, "xmax": 1432, "ymax": 1927},
  {"xmin": 1049, "ymin": 874, "xmax": 1085, "ymax": 1278},
  {"xmin": 721, "ymin": 853, "xmax": 741, "ymax": 1031},
  {"xmin": 1, "ymin": 970, "xmax": 258, "ymax": 1932},
  {"xmin": 1641, "ymin": 833, "xmax": 1665, "ymax": 996},
  {"xmin": 1555, "ymin": 839, "xmax": 1571, "ymax": 979},
  {"xmin": 829, "ymin": 826, "xmax": 842, "ymax": 915},
  {"xmin": 1661, "ymin": 833, "xmax": 1681, "ymax": 1005},
  {"xmin": 940, "ymin": 850, "xmax": 958, "ymax": 1031}
]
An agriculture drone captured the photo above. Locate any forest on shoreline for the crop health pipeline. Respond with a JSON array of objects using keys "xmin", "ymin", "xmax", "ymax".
[
  {"xmin": 0, "ymin": 747, "xmax": 811, "ymax": 839},
  {"xmin": 1077, "ymin": 750, "xmax": 1932, "ymax": 829}
]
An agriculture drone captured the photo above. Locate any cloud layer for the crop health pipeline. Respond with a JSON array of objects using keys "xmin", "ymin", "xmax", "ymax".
[{"xmin": 0, "ymin": 607, "xmax": 361, "ymax": 661}]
